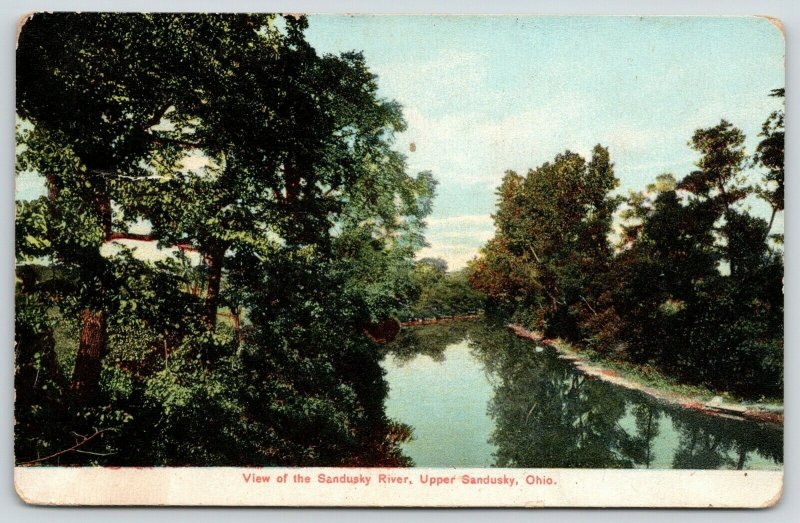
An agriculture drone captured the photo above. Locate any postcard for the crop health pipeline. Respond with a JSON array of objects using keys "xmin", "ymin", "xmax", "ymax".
[{"xmin": 14, "ymin": 13, "xmax": 784, "ymax": 507}]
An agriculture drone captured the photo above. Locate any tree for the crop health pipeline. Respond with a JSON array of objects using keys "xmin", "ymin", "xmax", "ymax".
[
  {"xmin": 471, "ymin": 98, "xmax": 783, "ymax": 400},
  {"xmin": 753, "ymin": 88, "xmax": 785, "ymax": 239},
  {"xmin": 16, "ymin": 13, "xmax": 236, "ymax": 402},
  {"xmin": 16, "ymin": 13, "xmax": 435, "ymax": 465},
  {"xmin": 471, "ymin": 146, "xmax": 620, "ymax": 337},
  {"xmin": 607, "ymin": 116, "xmax": 783, "ymax": 396},
  {"xmin": 406, "ymin": 262, "xmax": 484, "ymax": 320}
]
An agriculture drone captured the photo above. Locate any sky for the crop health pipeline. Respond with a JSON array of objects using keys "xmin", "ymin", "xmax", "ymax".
[
  {"xmin": 16, "ymin": 16, "xmax": 785, "ymax": 270},
  {"xmin": 305, "ymin": 15, "xmax": 785, "ymax": 269}
]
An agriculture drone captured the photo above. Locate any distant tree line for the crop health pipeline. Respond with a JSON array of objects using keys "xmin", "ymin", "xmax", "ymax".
[
  {"xmin": 470, "ymin": 91, "xmax": 784, "ymax": 400},
  {"xmin": 15, "ymin": 13, "xmax": 436, "ymax": 466},
  {"xmin": 400, "ymin": 257, "xmax": 484, "ymax": 321}
]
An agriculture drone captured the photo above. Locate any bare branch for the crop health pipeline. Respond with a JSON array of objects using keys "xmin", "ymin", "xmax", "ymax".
[
  {"xmin": 107, "ymin": 232, "xmax": 158, "ymax": 242},
  {"xmin": 528, "ymin": 245, "xmax": 542, "ymax": 264},
  {"xmin": 75, "ymin": 449, "xmax": 118, "ymax": 457},
  {"xmin": 18, "ymin": 428, "xmax": 117, "ymax": 466},
  {"xmin": 580, "ymin": 295, "xmax": 598, "ymax": 316}
]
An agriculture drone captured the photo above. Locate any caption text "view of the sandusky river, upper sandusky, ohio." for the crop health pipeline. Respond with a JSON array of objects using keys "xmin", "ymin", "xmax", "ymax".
[{"xmin": 242, "ymin": 471, "xmax": 556, "ymax": 487}]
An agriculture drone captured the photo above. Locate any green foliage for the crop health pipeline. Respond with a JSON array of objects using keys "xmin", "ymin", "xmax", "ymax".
[
  {"xmin": 382, "ymin": 319, "xmax": 482, "ymax": 365},
  {"xmin": 401, "ymin": 259, "xmax": 484, "ymax": 320},
  {"xmin": 15, "ymin": 13, "xmax": 427, "ymax": 466},
  {"xmin": 753, "ymin": 88, "xmax": 785, "ymax": 242},
  {"xmin": 470, "ymin": 145, "xmax": 620, "ymax": 338},
  {"xmin": 606, "ymin": 113, "xmax": 783, "ymax": 397},
  {"xmin": 471, "ymin": 95, "xmax": 783, "ymax": 401}
]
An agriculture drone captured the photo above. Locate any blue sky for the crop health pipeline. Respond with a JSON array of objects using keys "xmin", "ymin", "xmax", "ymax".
[
  {"xmin": 305, "ymin": 15, "xmax": 785, "ymax": 268},
  {"xmin": 16, "ymin": 16, "xmax": 784, "ymax": 269}
]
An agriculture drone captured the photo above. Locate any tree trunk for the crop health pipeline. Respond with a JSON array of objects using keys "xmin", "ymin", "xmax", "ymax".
[
  {"xmin": 763, "ymin": 206, "xmax": 778, "ymax": 244},
  {"xmin": 201, "ymin": 245, "xmax": 226, "ymax": 331},
  {"xmin": 364, "ymin": 318, "xmax": 401, "ymax": 344},
  {"xmin": 284, "ymin": 161, "xmax": 301, "ymax": 204},
  {"xmin": 46, "ymin": 174, "xmax": 60, "ymax": 203},
  {"xmin": 98, "ymin": 196, "xmax": 112, "ymax": 239},
  {"xmin": 70, "ymin": 309, "xmax": 108, "ymax": 404},
  {"xmin": 736, "ymin": 446, "xmax": 748, "ymax": 470},
  {"xmin": 232, "ymin": 307, "xmax": 241, "ymax": 347},
  {"xmin": 644, "ymin": 409, "xmax": 654, "ymax": 469}
]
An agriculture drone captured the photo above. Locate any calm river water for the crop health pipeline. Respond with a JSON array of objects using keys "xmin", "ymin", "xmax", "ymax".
[{"xmin": 380, "ymin": 319, "xmax": 783, "ymax": 469}]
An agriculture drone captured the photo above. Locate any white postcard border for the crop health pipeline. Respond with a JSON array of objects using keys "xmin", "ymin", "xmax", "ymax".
[{"xmin": 14, "ymin": 467, "xmax": 783, "ymax": 508}]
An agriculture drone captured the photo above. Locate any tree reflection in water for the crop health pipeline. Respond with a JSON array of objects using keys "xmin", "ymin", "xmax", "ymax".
[
  {"xmin": 380, "ymin": 320, "xmax": 481, "ymax": 366},
  {"xmin": 667, "ymin": 409, "xmax": 783, "ymax": 470},
  {"xmin": 469, "ymin": 320, "xmax": 635, "ymax": 468},
  {"xmin": 382, "ymin": 320, "xmax": 782, "ymax": 469},
  {"xmin": 622, "ymin": 404, "xmax": 661, "ymax": 469}
]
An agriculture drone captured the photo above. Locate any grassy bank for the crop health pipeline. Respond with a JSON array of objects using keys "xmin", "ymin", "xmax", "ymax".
[{"xmin": 508, "ymin": 324, "xmax": 783, "ymax": 425}]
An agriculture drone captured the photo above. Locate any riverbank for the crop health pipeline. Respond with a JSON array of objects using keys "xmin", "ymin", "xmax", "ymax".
[
  {"xmin": 401, "ymin": 313, "xmax": 482, "ymax": 327},
  {"xmin": 507, "ymin": 324, "xmax": 783, "ymax": 426}
]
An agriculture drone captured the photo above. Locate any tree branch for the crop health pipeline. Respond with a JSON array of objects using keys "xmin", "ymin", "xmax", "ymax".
[
  {"xmin": 323, "ymin": 184, "xmax": 341, "ymax": 197},
  {"xmin": 580, "ymin": 295, "xmax": 598, "ymax": 316},
  {"xmin": 18, "ymin": 428, "xmax": 117, "ymax": 466},
  {"xmin": 107, "ymin": 232, "xmax": 157, "ymax": 242},
  {"xmin": 141, "ymin": 101, "xmax": 173, "ymax": 131},
  {"xmin": 149, "ymin": 135, "xmax": 207, "ymax": 150},
  {"xmin": 528, "ymin": 245, "xmax": 542, "ymax": 264},
  {"xmin": 106, "ymin": 232, "xmax": 198, "ymax": 253},
  {"xmin": 766, "ymin": 206, "xmax": 778, "ymax": 240}
]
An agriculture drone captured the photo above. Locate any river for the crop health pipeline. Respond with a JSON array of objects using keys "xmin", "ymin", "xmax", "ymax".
[{"xmin": 380, "ymin": 319, "xmax": 783, "ymax": 469}]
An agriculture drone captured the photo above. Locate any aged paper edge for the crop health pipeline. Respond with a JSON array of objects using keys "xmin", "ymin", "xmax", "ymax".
[
  {"xmin": 12, "ymin": 12, "xmax": 785, "ymax": 511},
  {"xmin": 14, "ymin": 467, "xmax": 783, "ymax": 507}
]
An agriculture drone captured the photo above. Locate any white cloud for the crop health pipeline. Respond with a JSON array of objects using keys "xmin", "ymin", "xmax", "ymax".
[
  {"xmin": 429, "ymin": 229, "xmax": 494, "ymax": 242},
  {"xmin": 416, "ymin": 244, "xmax": 479, "ymax": 272},
  {"xmin": 599, "ymin": 126, "xmax": 678, "ymax": 156},
  {"xmin": 400, "ymin": 94, "xmax": 604, "ymax": 190},
  {"xmin": 373, "ymin": 49, "xmax": 492, "ymax": 113},
  {"xmin": 426, "ymin": 214, "xmax": 493, "ymax": 227},
  {"xmin": 420, "ymin": 213, "xmax": 495, "ymax": 270}
]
